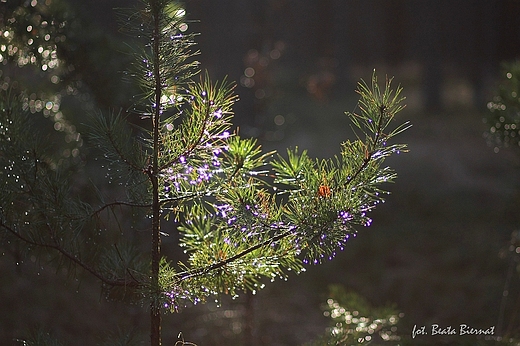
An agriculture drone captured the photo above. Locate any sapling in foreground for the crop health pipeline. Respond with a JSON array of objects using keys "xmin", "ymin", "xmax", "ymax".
[{"xmin": 0, "ymin": 0, "xmax": 410, "ymax": 344}]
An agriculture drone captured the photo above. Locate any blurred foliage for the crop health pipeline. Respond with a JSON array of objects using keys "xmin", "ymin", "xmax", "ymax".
[
  {"xmin": 485, "ymin": 60, "xmax": 520, "ymax": 151},
  {"xmin": 16, "ymin": 325, "xmax": 147, "ymax": 345},
  {"xmin": 0, "ymin": 0, "xmax": 139, "ymax": 161},
  {"xmin": 0, "ymin": 0, "xmax": 67, "ymax": 73},
  {"xmin": 15, "ymin": 327, "xmax": 63, "ymax": 346},
  {"xmin": 0, "ymin": 0, "xmax": 81, "ymax": 158},
  {"xmin": 307, "ymin": 285, "xmax": 401, "ymax": 346},
  {"xmin": 96, "ymin": 327, "xmax": 145, "ymax": 346},
  {"xmin": 485, "ymin": 60, "xmax": 520, "ymax": 343},
  {"xmin": 0, "ymin": 0, "xmax": 137, "ymax": 103},
  {"xmin": 497, "ymin": 230, "xmax": 520, "ymax": 341}
]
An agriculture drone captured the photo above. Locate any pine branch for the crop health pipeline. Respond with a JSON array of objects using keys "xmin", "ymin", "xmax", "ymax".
[
  {"xmin": 158, "ymin": 87, "xmax": 212, "ymax": 172},
  {"xmin": 0, "ymin": 221, "xmax": 141, "ymax": 288},
  {"xmin": 158, "ymin": 76, "xmax": 236, "ymax": 173},
  {"xmin": 175, "ymin": 71, "xmax": 409, "ymax": 288},
  {"xmin": 90, "ymin": 201, "xmax": 152, "ymax": 217},
  {"xmin": 114, "ymin": 243, "xmax": 141, "ymax": 285},
  {"xmin": 87, "ymin": 109, "xmax": 146, "ymax": 173},
  {"xmin": 159, "ymin": 192, "xmax": 205, "ymax": 205},
  {"xmin": 105, "ymin": 126, "xmax": 144, "ymax": 172},
  {"xmin": 345, "ymin": 102, "xmax": 386, "ymax": 186},
  {"xmin": 177, "ymin": 227, "xmax": 296, "ymax": 282}
]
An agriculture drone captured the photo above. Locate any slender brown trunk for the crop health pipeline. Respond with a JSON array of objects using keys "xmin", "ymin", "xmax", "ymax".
[
  {"xmin": 150, "ymin": 174, "xmax": 161, "ymax": 346},
  {"xmin": 150, "ymin": 0, "xmax": 162, "ymax": 345}
]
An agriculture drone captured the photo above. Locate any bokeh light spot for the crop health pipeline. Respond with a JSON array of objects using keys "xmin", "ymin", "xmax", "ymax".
[
  {"xmin": 274, "ymin": 114, "xmax": 285, "ymax": 126},
  {"xmin": 244, "ymin": 67, "xmax": 255, "ymax": 78}
]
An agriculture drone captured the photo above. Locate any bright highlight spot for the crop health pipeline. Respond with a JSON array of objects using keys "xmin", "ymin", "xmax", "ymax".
[{"xmin": 244, "ymin": 67, "xmax": 255, "ymax": 78}]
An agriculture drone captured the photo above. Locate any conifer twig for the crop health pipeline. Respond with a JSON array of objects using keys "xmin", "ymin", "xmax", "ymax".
[
  {"xmin": 90, "ymin": 201, "xmax": 152, "ymax": 217},
  {"xmin": 159, "ymin": 95, "xmax": 212, "ymax": 172},
  {"xmin": 106, "ymin": 127, "xmax": 144, "ymax": 172},
  {"xmin": 0, "ymin": 221, "xmax": 141, "ymax": 287},
  {"xmin": 345, "ymin": 102, "xmax": 386, "ymax": 186},
  {"xmin": 177, "ymin": 227, "xmax": 295, "ymax": 282}
]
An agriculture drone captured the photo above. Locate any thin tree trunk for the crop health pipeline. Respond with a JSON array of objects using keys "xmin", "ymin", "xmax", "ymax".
[{"xmin": 150, "ymin": 0, "xmax": 162, "ymax": 344}]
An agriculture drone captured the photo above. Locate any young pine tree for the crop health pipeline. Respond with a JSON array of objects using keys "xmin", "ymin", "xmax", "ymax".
[{"xmin": 0, "ymin": 0, "xmax": 410, "ymax": 344}]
